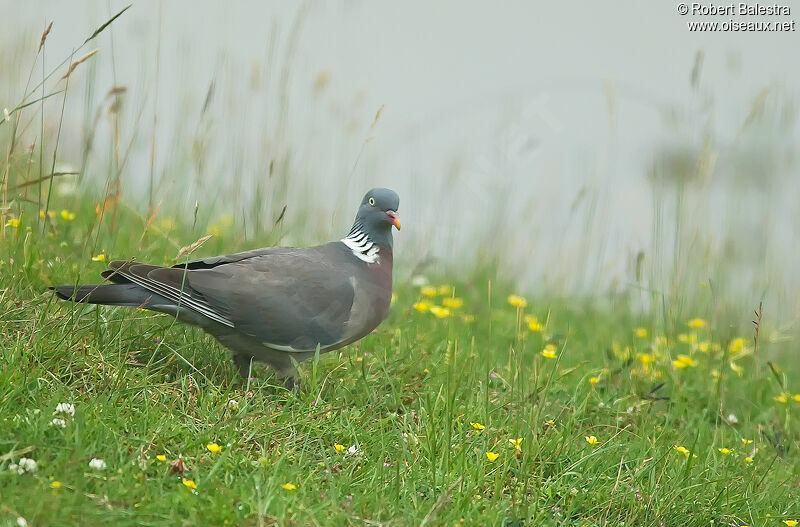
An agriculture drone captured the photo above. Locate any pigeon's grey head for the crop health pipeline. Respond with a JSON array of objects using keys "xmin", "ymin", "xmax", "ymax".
[{"xmin": 352, "ymin": 188, "xmax": 400, "ymax": 246}]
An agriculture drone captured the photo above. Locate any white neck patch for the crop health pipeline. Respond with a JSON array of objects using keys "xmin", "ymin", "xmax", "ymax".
[{"xmin": 341, "ymin": 225, "xmax": 380, "ymax": 263}]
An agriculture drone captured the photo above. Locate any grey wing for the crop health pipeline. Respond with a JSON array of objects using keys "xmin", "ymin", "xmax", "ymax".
[
  {"xmin": 103, "ymin": 261, "xmax": 235, "ymax": 327},
  {"xmin": 101, "ymin": 247, "xmax": 289, "ymax": 327},
  {"xmin": 174, "ymin": 247, "xmax": 283, "ymax": 270},
  {"xmin": 185, "ymin": 250, "xmax": 357, "ymax": 351}
]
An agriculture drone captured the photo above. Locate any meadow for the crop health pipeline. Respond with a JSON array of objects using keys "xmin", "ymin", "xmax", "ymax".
[{"xmin": 2, "ymin": 8, "xmax": 800, "ymax": 527}]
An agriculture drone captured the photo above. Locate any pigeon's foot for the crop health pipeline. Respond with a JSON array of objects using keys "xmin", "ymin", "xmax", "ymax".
[
  {"xmin": 275, "ymin": 363, "xmax": 300, "ymax": 391},
  {"xmin": 280, "ymin": 375, "xmax": 298, "ymax": 391},
  {"xmin": 232, "ymin": 353, "xmax": 253, "ymax": 379}
]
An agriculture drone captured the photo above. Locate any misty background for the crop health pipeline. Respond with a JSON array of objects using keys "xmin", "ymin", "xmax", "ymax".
[{"xmin": 4, "ymin": 1, "xmax": 800, "ymax": 325}]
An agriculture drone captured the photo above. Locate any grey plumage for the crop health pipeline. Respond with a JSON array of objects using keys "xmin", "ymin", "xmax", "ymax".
[{"xmin": 52, "ymin": 188, "xmax": 401, "ymax": 388}]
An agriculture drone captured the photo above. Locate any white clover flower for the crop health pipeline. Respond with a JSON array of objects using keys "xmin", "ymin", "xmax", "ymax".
[
  {"xmin": 88, "ymin": 458, "xmax": 107, "ymax": 471},
  {"xmin": 16, "ymin": 517, "xmax": 28, "ymax": 527},
  {"xmin": 51, "ymin": 418, "xmax": 67, "ymax": 428},
  {"xmin": 227, "ymin": 399, "xmax": 239, "ymax": 410},
  {"xmin": 727, "ymin": 413, "xmax": 739, "ymax": 424},
  {"xmin": 19, "ymin": 457, "xmax": 37, "ymax": 473},
  {"xmin": 9, "ymin": 457, "xmax": 37, "ymax": 474},
  {"xmin": 55, "ymin": 402, "xmax": 75, "ymax": 417},
  {"xmin": 346, "ymin": 445, "xmax": 358, "ymax": 455}
]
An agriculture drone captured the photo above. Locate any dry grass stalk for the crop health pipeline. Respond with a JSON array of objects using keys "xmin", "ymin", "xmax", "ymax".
[
  {"xmin": 370, "ymin": 104, "xmax": 385, "ymax": 130},
  {"xmin": 139, "ymin": 200, "xmax": 164, "ymax": 245},
  {"xmin": 365, "ymin": 104, "xmax": 385, "ymax": 142},
  {"xmin": 61, "ymin": 49, "xmax": 99, "ymax": 80},
  {"xmin": 752, "ymin": 301, "xmax": 763, "ymax": 375},
  {"xmin": 39, "ymin": 21, "xmax": 53, "ymax": 52},
  {"xmin": 176, "ymin": 235, "xmax": 212, "ymax": 260},
  {"xmin": 8, "ymin": 171, "xmax": 80, "ymax": 191}
]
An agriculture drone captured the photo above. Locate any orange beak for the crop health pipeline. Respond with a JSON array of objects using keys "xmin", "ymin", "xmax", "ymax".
[{"xmin": 385, "ymin": 210, "xmax": 401, "ymax": 230}]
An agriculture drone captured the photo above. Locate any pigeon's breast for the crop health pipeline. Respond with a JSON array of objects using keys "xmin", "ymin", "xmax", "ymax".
[{"xmin": 342, "ymin": 274, "xmax": 391, "ymax": 342}]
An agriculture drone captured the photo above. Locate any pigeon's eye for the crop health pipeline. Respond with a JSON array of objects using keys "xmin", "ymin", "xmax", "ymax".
[{"xmin": 368, "ymin": 197, "xmax": 376, "ymax": 206}]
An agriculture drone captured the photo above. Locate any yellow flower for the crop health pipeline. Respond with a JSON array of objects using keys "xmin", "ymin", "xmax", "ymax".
[
  {"xmin": 718, "ymin": 447, "xmax": 732, "ymax": 455},
  {"xmin": 429, "ymin": 306, "xmax": 451, "ymax": 318},
  {"xmin": 156, "ymin": 454, "xmax": 167, "ymax": 462},
  {"xmin": 774, "ymin": 393, "xmax": 789, "ymax": 403},
  {"xmin": 783, "ymin": 521, "xmax": 798, "ymax": 527},
  {"xmin": 507, "ymin": 295, "xmax": 528, "ymax": 308},
  {"xmin": 697, "ymin": 341, "xmax": 710, "ymax": 353},
  {"xmin": 526, "ymin": 316, "xmax": 543, "ymax": 332},
  {"xmin": 485, "ymin": 451, "xmax": 499, "ymax": 461},
  {"xmin": 541, "ymin": 344, "xmax": 557, "ymax": 359},
  {"xmin": 91, "ymin": 253, "xmax": 106, "ymax": 262},
  {"xmin": 677, "ymin": 333, "xmax": 690, "ymax": 343},
  {"xmin": 51, "ymin": 481, "xmax": 61, "ymax": 489},
  {"xmin": 5, "ymin": 218, "xmax": 20, "ymax": 227},
  {"xmin": 60, "ymin": 209, "xmax": 76, "ymax": 221},
  {"xmin": 741, "ymin": 438, "xmax": 753, "ymax": 445},
  {"xmin": 589, "ymin": 376, "xmax": 599, "ymax": 385},
  {"xmin": 636, "ymin": 353, "xmax": 653, "ymax": 365},
  {"xmin": 508, "ymin": 438, "xmax": 523, "ymax": 451},
  {"xmin": 635, "ymin": 328, "xmax": 648, "ymax": 338},
  {"xmin": 793, "ymin": 394, "xmax": 800, "ymax": 403},
  {"xmin": 672, "ymin": 354, "xmax": 696, "ymax": 369},
  {"xmin": 420, "ymin": 286, "xmax": 437, "ymax": 298},
  {"xmin": 673, "ymin": 445, "xmax": 690, "ymax": 458},
  {"xmin": 728, "ymin": 338, "xmax": 746, "ymax": 354},
  {"xmin": 687, "ymin": 318, "xmax": 707, "ymax": 328},
  {"xmin": 441, "ymin": 297, "xmax": 463, "ymax": 309},
  {"xmin": 182, "ymin": 478, "xmax": 197, "ymax": 489},
  {"xmin": 281, "ymin": 483, "xmax": 297, "ymax": 491},
  {"xmin": 157, "ymin": 217, "xmax": 176, "ymax": 231},
  {"xmin": 207, "ymin": 443, "xmax": 223, "ymax": 454},
  {"xmin": 729, "ymin": 361, "xmax": 744, "ymax": 377},
  {"xmin": 585, "ymin": 435, "xmax": 600, "ymax": 445},
  {"xmin": 470, "ymin": 422, "xmax": 485, "ymax": 432},
  {"xmin": 437, "ymin": 285, "xmax": 452, "ymax": 296},
  {"xmin": 334, "ymin": 444, "xmax": 345, "ymax": 453},
  {"xmin": 413, "ymin": 302, "xmax": 430, "ymax": 312},
  {"xmin": 744, "ymin": 457, "xmax": 754, "ymax": 464},
  {"xmin": 390, "ymin": 293, "xmax": 397, "ymax": 304},
  {"xmin": 613, "ymin": 343, "xmax": 631, "ymax": 360}
]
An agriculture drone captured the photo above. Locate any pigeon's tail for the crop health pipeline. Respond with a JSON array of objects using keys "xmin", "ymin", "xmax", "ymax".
[{"xmin": 51, "ymin": 283, "xmax": 158, "ymax": 307}]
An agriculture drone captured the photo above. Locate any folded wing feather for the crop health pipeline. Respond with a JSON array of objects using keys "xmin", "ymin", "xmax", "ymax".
[{"xmin": 105, "ymin": 246, "xmax": 357, "ymax": 351}]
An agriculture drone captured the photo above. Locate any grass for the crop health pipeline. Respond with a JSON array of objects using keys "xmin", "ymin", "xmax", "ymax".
[
  {"xmin": 1, "ymin": 203, "xmax": 799, "ymax": 526},
  {"xmin": 2, "ymin": 9, "xmax": 799, "ymax": 527}
]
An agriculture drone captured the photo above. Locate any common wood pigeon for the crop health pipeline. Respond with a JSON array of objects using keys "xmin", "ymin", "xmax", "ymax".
[{"xmin": 52, "ymin": 188, "xmax": 401, "ymax": 388}]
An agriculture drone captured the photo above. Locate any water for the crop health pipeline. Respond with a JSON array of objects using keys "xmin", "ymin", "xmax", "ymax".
[{"xmin": 5, "ymin": 1, "xmax": 800, "ymax": 321}]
